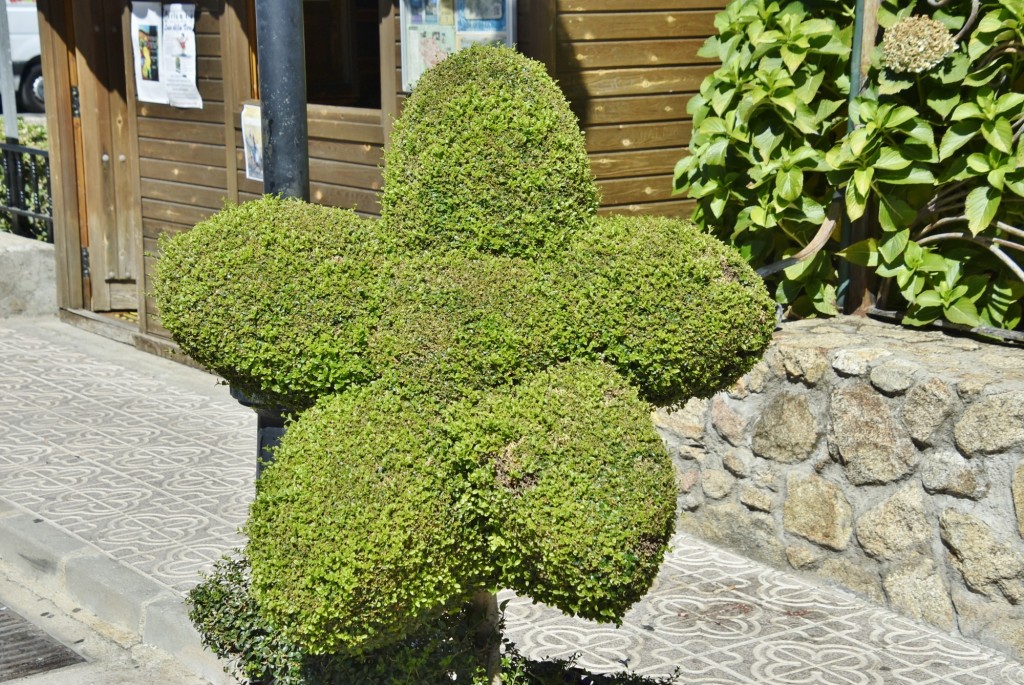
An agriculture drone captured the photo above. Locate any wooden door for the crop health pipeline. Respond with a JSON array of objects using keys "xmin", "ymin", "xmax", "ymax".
[{"xmin": 69, "ymin": 0, "xmax": 138, "ymax": 311}]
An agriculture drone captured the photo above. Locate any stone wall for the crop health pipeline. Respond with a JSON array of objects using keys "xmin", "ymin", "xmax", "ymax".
[
  {"xmin": 0, "ymin": 231, "xmax": 56, "ymax": 317},
  {"xmin": 655, "ymin": 316, "xmax": 1024, "ymax": 659}
]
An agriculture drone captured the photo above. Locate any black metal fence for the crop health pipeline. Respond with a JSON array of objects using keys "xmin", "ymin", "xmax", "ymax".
[{"xmin": 0, "ymin": 141, "xmax": 52, "ymax": 243}]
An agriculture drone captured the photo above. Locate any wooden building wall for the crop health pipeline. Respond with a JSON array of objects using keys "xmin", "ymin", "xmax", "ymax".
[
  {"xmin": 137, "ymin": 10, "xmax": 237, "ymax": 338},
  {"xmin": 52, "ymin": 0, "xmax": 728, "ymax": 344},
  {"xmin": 553, "ymin": 0, "xmax": 724, "ymax": 217}
]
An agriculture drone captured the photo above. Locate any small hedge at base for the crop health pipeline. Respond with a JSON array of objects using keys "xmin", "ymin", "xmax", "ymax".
[
  {"xmin": 451, "ymin": 360, "xmax": 677, "ymax": 623},
  {"xmin": 152, "ymin": 195, "xmax": 389, "ymax": 411},
  {"xmin": 245, "ymin": 384, "xmax": 492, "ymax": 655},
  {"xmin": 368, "ymin": 252, "xmax": 574, "ymax": 402},
  {"xmin": 187, "ymin": 553, "xmax": 679, "ymax": 685},
  {"xmin": 187, "ymin": 554, "xmax": 496, "ymax": 685},
  {"xmin": 380, "ymin": 45, "xmax": 598, "ymax": 258},
  {"xmin": 566, "ymin": 215, "xmax": 777, "ymax": 405}
]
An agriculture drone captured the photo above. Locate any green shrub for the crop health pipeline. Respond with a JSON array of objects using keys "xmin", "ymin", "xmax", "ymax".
[
  {"xmin": 566, "ymin": 215, "xmax": 776, "ymax": 405},
  {"xmin": 152, "ymin": 195, "xmax": 389, "ymax": 410},
  {"xmin": 675, "ymin": 0, "xmax": 1024, "ymax": 330},
  {"xmin": 245, "ymin": 384, "xmax": 491, "ymax": 655},
  {"xmin": 380, "ymin": 45, "xmax": 598, "ymax": 258},
  {"xmin": 188, "ymin": 553, "xmax": 678, "ymax": 685},
  {"xmin": 368, "ymin": 251, "xmax": 573, "ymax": 402},
  {"xmin": 0, "ymin": 119, "xmax": 52, "ymax": 241},
  {"xmin": 451, "ymin": 360, "xmax": 677, "ymax": 623},
  {"xmin": 187, "ymin": 554, "xmax": 496, "ymax": 685}
]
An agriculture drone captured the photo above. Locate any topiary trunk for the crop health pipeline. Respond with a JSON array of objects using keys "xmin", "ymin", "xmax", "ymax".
[{"xmin": 470, "ymin": 590, "xmax": 502, "ymax": 685}]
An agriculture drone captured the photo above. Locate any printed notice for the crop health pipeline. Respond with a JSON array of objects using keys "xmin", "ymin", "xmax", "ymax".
[
  {"xmin": 131, "ymin": 2, "xmax": 167, "ymax": 104},
  {"xmin": 242, "ymin": 104, "xmax": 264, "ymax": 182},
  {"xmin": 161, "ymin": 3, "xmax": 202, "ymax": 108},
  {"xmin": 130, "ymin": 2, "xmax": 202, "ymax": 108}
]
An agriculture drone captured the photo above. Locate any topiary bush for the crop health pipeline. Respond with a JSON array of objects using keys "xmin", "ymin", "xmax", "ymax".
[
  {"xmin": 450, "ymin": 360, "xmax": 677, "ymax": 623},
  {"xmin": 566, "ymin": 215, "xmax": 777, "ymax": 405},
  {"xmin": 163, "ymin": 44, "xmax": 776, "ymax": 684},
  {"xmin": 152, "ymin": 195, "xmax": 390, "ymax": 411},
  {"xmin": 244, "ymin": 383, "xmax": 492, "ymax": 655},
  {"xmin": 380, "ymin": 44, "xmax": 598, "ymax": 258},
  {"xmin": 368, "ymin": 251, "xmax": 574, "ymax": 402}
]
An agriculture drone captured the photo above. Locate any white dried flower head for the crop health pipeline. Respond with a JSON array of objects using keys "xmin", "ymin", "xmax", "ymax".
[{"xmin": 882, "ymin": 15, "xmax": 957, "ymax": 73}]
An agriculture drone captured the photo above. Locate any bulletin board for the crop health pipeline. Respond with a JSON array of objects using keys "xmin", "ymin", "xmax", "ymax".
[{"xmin": 400, "ymin": 0, "xmax": 516, "ymax": 92}]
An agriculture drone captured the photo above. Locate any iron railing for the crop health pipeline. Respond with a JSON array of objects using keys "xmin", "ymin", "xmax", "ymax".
[{"xmin": 0, "ymin": 141, "xmax": 52, "ymax": 243}]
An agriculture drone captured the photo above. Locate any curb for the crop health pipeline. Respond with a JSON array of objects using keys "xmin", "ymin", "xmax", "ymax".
[{"xmin": 0, "ymin": 500, "xmax": 232, "ymax": 684}]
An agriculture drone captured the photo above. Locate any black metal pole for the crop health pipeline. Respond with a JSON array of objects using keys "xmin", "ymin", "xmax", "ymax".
[
  {"xmin": 247, "ymin": 0, "xmax": 310, "ymax": 476},
  {"xmin": 254, "ymin": 0, "xmax": 310, "ymax": 201}
]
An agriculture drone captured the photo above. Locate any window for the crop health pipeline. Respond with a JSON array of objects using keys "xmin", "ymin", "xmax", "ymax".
[{"xmin": 302, "ymin": 0, "xmax": 381, "ymax": 109}]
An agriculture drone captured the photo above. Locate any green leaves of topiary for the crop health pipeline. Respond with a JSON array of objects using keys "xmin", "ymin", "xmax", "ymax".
[
  {"xmin": 381, "ymin": 45, "xmax": 598, "ymax": 258},
  {"xmin": 152, "ymin": 196, "xmax": 390, "ymax": 411},
  {"xmin": 369, "ymin": 252, "xmax": 574, "ymax": 402},
  {"xmin": 451, "ymin": 360, "xmax": 677, "ymax": 623},
  {"xmin": 245, "ymin": 385, "xmax": 492, "ymax": 655},
  {"xmin": 567, "ymin": 216, "xmax": 776, "ymax": 406}
]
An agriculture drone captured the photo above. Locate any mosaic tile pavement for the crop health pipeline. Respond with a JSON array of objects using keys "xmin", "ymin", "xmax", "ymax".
[
  {"xmin": 3, "ymin": 318, "xmax": 1024, "ymax": 684},
  {"xmin": 0, "ymin": 322, "xmax": 254, "ymax": 593}
]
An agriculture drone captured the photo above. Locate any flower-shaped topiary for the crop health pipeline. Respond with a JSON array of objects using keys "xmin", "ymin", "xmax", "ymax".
[{"xmin": 171, "ymin": 45, "xmax": 777, "ymax": 682}]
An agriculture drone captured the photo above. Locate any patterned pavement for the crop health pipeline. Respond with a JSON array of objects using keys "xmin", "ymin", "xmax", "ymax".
[{"xmin": 2, "ymin": 317, "xmax": 1024, "ymax": 684}]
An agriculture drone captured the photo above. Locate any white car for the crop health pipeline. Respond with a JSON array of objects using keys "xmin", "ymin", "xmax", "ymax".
[{"xmin": 6, "ymin": 0, "xmax": 43, "ymax": 112}]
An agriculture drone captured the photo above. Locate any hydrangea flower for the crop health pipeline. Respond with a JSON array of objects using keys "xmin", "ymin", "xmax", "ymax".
[{"xmin": 882, "ymin": 15, "xmax": 957, "ymax": 73}]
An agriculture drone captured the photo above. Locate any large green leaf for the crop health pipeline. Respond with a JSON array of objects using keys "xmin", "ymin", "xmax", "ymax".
[
  {"xmin": 878, "ymin": 229, "xmax": 910, "ymax": 263},
  {"xmin": 914, "ymin": 290, "xmax": 944, "ymax": 308},
  {"xmin": 925, "ymin": 85, "xmax": 961, "ymax": 118},
  {"xmin": 877, "ymin": 194, "xmax": 917, "ymax": 233},
  {"xmin": 845, "ymin": 182, "xmax": 868, "ymax": 220},
  {"xmin": 939, "ymin": 122, "xmax": 978, "ymax": 161},
  {"xmin": 945, "ymin": 297, "xmax": 983, "ymax": 326},
  {"xmin": 873, "ymin": 147, "xmax": 912, "ymax": 171},
  {"xmin": 884, "ymin": 105, "xmax": 919, "ymax": 129},
  {"xmin": 981, "ymin": 118, "xmax": 1014, "ymax": 153},
  {"xmin": 853, "ymin": 166, "xmax": 874, "ymax": 195},
  {"xmin": 776, "ymin": 167, "xmax": 803, "ymax": 202},
  {"xmin": 964, "ymin": 185, "xmax": 1002, "ymax": 234},
  {"xmin": 879, "ymin": 166, "xmax": 936, "ymax": 185},
  {"xmin": 902, "ymin": 304, "xmax": 942, "ymax": 326},
  {"xmin": 951, "ymin": 101, "xmax": 983, "ymax": 121},
  {"xmin": 837, "ymin": 238, "xmax": 879, "ymax": 266},
  {"xmin": 704, "ymin": 139, "xmax": 730, "ymax": 165}
]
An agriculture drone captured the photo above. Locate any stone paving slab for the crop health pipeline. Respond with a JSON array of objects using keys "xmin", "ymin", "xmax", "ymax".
[{"xmin": 2, "ymin": 316, "xmax": 1024, "ymax": 684}]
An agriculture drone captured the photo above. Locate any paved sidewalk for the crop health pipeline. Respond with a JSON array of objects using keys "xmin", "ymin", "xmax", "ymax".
[{"xmin": 1, "ymin": 316, "xmax": 1024, "ymax": 684}]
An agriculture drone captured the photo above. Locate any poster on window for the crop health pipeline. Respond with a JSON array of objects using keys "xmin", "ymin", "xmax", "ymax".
[
  {"xmin": 161, "ymin": 3, "xmax": 203, "ymax": 108},
  {"xmin": 400, "ymin": 0, "xmax": 514, "ymax": 91},
  {"xmin": 130, "ymin": 2, "xmax": 202, "ymax": 108}
]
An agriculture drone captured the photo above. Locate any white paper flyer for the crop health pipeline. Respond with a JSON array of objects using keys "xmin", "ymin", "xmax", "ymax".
[
  {"xmin": 161, "ymin": 3, "xmax": 203, "ymax": 109},
  {"xmin": 131, "ymin": 2, "xmax": 168, "ymax": 104},
  {"xmin": 241, "ymin": 103, "xmax": 264, "ymax": 182}
]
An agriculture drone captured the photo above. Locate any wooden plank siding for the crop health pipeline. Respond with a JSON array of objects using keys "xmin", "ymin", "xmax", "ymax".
[
  {"xmin": 135, "ymin": 4, "xmax": 239, "ymax": 337},
  {"xmin": 555, "ymin": 2, "xmax": 724, "ymax": 216},
  {"xmin": 134, "ymin": 0, "xmax": 726, "ymax": 340}
]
